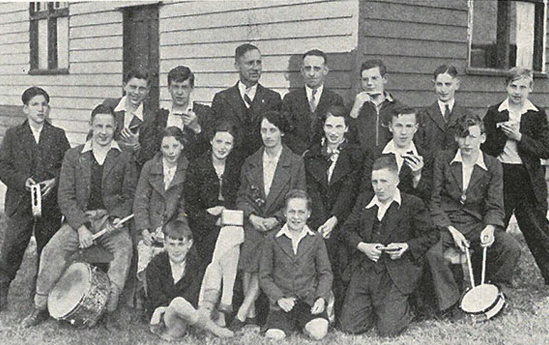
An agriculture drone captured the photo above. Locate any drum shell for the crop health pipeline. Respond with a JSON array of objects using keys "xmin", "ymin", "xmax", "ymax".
[{"xmin": 459, "ymin": 284, "xmax": 506, "ymax": 321}]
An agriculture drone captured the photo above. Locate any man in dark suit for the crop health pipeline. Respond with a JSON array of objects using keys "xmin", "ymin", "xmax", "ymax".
[
  {"xmin": 340, "ymin": 155, "xmax": 439, "ymax": 336},
  {"xmin": 102, "ymin": 68, "xmax": 156, "ymax": 167},
  {"xmin": 481, "ymin": 67, "xmax": 549, "ymax": 286},
  {"xmin": 23, "ymin": 104, "xmax": 136, "ymax": 327},
  {"xmin": 348, "ymin": 59, "xmax": 405, "ymax": 152},
  {"xmin": 427, "ymin": 114, "xmax": 521, "ymax": 314},
  {"xmin": 0, "ymin": 87, "xmax": 70, "ymax": 311},
  {"xmin": 141, "ymin": 66, "xmax": 214, "ymax": 162},
  {"xmin": 361, "ymin": 107, "xmax": 433, "ymax": 203},
  {"xmin": 211, "ymin": 43, "xmax": 282, "ymax": 161},
  {"xmin": 283, "ymin": 49, "xmax": 345, "ymax": 155},
  {"xmin": 417, "ymin": 65, "xmax": 473, "ymax": 153}
]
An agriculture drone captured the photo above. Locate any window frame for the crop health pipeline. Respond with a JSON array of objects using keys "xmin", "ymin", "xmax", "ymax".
[
  {"xmin": 29, "ymin": 2, "xmax": 69, "ymax": 75},
  {"xmin": 467, "ymin": 0, "xmax": 547, "ymax": 77}
]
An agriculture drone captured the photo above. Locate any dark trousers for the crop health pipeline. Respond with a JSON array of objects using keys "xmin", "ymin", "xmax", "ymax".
[
  {"xmin": 426, "ymin": 228, "xmax": 521, "ymax": 311},
  {"xmin": 325, "ymin": 236, "xmax": 348, "ymax": 320},
  {"xmin": 339, "ymin": 266, "xmax": 413, "ymax": 337},
  {"xmin": 0, "ymin": 204, "xmax": 62, "ymax": 286},
  {"xmin": 502, "ymin": 164, "xmax": 549, "ymax": 284}
]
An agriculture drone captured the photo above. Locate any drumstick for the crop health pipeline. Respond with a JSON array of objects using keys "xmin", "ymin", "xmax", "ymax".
[
  {"xmin": 464, "ymin": 246, "xmax": 475, "ymax": 288},
  {"xmin": 481, "ymin": 246, "xmax": 487, "ymax": 285},
  {"xmin": 91, "ymin": 214, "xmax": 134, "ymax": 241}
]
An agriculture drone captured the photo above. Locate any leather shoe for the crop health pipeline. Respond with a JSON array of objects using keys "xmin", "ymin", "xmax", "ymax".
[
  {"xmin": 228, "ymin": 317, "xmax": 246, "ymax": 332},
  {"xmin": 22, "ymin": 308, "xmax": 49, "ymax": 328}
]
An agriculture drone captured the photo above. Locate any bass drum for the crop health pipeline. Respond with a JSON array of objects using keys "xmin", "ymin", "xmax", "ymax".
[{"xmin": 48, "ymin": 262, "xmax": 111, "ymax": 327}]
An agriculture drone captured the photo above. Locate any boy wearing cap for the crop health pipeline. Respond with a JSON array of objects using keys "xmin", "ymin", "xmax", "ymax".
[{"xmin": 0, "ymin": 87, "xmax": 70, "ymax": 311}]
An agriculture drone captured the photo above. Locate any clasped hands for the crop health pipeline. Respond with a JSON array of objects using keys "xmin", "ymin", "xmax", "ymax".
[
  {"xmin": 277, "ymin": 297, "xmax": 325, "ymax": 315},
  {"xmin": 357, "ymin": 242, "xmax": 409, "ymax": 262},
  {"xmin": 249, "ymin": 214, "xmax": 278, "ymax": 232}
]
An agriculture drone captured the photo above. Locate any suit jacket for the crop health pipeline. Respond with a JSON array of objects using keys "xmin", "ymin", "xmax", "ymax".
[
  {"xmin": 184, "ymin": 151, "xmax": 241, "ymax": 249},
  {"xmin": 282, "ymin": 87, "xmax": 345, "ymax": 155},
  {"xmin": 417, "ymin": 102, "xmax": 472, "ymax": 153},
  {"xmin": 303, "ymin": 141, "xmax": 364, "ymax": 234},
  {"xmin": 141, "ymin": 102, "xmax": 214, "ymax": 163},
  {"xmin": 430, "ymin": 150, "xmax": 505, "ymax": 231},
  {"xmin": 102, "ymin": 97, "xmax": 157, "ymax": 166},
  {"xmin": 0, "ymin": 120, "xmax": 70, "ymax": 217},
  {"xmin": 211, "ymin": 83, "xmax": 282, "ymax": 160},
  {"xmin": 236, "ymin": 145, "xmax": 306, "ymax": 223},
  {"xmin": 259, "ymin": 230, "xmax": 333, "ymax": 307},
  {"xmin": 360, "ymin": 142, "xmax": 434, "ymax": 203},
  {"xmin": 57, "ymin": 143, "xmax": 137, "ymax": 231},
  {"xmin": 133, "ymin": 153, "xmax": 188, "ymax": 232},
  {"xmin": 342, "ymin": 191, "xmax": 439, "ymax": 295},
  {"xmin": 348, "ymin": 95, "xmax": 405, "ymax": 152},
  {"xmin": 481, "ymin": 102, "xmax": 549, "ymax": 209},
  {"xmin": 145, "ymin": 250, "xmax": 205, "ymax": 316}
]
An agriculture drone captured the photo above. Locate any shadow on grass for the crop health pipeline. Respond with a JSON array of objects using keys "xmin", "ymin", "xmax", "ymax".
[{"xmin": 1, "ymin": 216, "xmax": 549, "ymax": 345}]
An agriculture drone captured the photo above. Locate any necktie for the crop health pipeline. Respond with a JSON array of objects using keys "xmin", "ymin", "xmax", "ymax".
[
  {"xmin": 443, "ymin": 104, "xmax": 451, "ymax": 122},
  {"xmin": 244, "ymin": 90, "xmax": 253, "ymax": 108},
  {"xmin": 310, "ymin": 88, "xmax": 318, "ymax": 113}
]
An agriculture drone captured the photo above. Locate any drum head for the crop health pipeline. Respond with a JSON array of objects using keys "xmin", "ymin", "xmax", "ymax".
[
  {"xmin": 48, "ymin": 262, "xmax": 92, "ymax": 319},
  {"xmin": 461, "ymin": 284, "xmax": 499, "ymax": 314}
]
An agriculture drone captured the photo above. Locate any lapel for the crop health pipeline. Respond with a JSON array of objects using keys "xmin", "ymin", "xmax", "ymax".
[
  {"xmin": 38, "ymin": 121, "xmax": 54, "ymax": 149},
  {"xmin": 329, "ymin": 145, "xmax": 352, "ymax": 186},
  {"xmin": 174, "ymin": 252, "xmax": 198, "ymax": 290},
  {"xmin": 448, "ymin": 160, "xmax": 464, "ymax": 192},
  {"xmin": 465, "ymin": 164, "xmax": 487, "ymax": 194},
  {"xmin": 19, "ymin": 121, "xmax": 37, "ymax": 160},
  {"xmin": 249, "ymin": 149, "xmax": 266, "ymax": 200},
  {"xmin": 381, "ymin": 202, "xmax": 405, "ymax": 243},
  {"xmin": 297, "ymin": 87, "xmax": 311, "ymax": 113},
  {"xmin": 226, "ymin": 84, "xmax": 247, "ymax": 122},
  {"xmin": 114, "ymin": 109, "xmax": 125, "ymax": 137},
  {"xmin": 295, "ymin": 233, "xmax": 316, "ymax": 260},
  {"xmin": 265, "ymin": 147, "xmax": 292, "ymax": 211},
  {"xmin": 250, "ymin": 84, "xmax": 267, "ymax": 122},
  {"xmin": 78, "ymin": 149, "xmax": 93, "ymax": 192},
  {"xmin": 148, "ymin": 155, "xmax": 167, "ymax": 197},
  {"xmin": 306, "ymin": 146, "xmax": 329, "ymax": 188},
  {"xmin": 360, "ymin": 205, "xmax": 376, "ymax": 243},
  {"xmin": 427, "ymin": 102, "xmax": 446, "ymax": 132},
  {"xmin": 316, "ymin": 88, "xmax": 332, "ymax": 114},
  {"xmin": 447, "ymin": 104, "xmax": 464, "ymax": 129},
  {"xmin": 167, "ymin": 156, "xmax": 189, "ymax": 190},
  {"xmin": 102, "ymin": 148, "xmax": 122, "ymax": 185},
  {"xmin": 275, "ymin": 235, "xmax": 297, "ymax": 260}
]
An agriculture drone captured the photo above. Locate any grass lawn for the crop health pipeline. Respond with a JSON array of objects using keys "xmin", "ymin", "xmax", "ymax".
[{"xmin": 1, "ymin": 215, "xmax": 548, "ymax": 345}]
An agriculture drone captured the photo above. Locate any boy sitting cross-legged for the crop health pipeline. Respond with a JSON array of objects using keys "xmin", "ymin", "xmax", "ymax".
[{"xmin": 259, "ymin": 189, "xmax": 333, "ymax": 340}]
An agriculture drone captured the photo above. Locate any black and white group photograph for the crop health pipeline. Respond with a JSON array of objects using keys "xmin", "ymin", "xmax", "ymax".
[{"xmin": 0, "ymin": 1, "xmax": 549, "ymax": 344}]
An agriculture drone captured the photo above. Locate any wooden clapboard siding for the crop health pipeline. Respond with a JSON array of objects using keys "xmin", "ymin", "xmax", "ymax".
[
  {"xmin": 158, "ymin": 0, "xmax": 358, "ymax": 109},
  {"xmin": 359, "ymin": 0, "xmax": 549, "ymax": 115}
]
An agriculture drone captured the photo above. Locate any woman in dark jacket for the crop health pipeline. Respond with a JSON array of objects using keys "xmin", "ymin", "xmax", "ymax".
[{"xmin": 303, "ymin": 105, "xmax": 363, "ymax": 319}]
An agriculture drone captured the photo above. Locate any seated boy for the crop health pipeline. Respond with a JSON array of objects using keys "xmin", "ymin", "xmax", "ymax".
[
  {"xmin": 146, "ymin": 219, "xmax": 234, "ymax": 340},
  {"xmin": 259, "ymin": 189, "xmax": 333, "ymax": 340},
  {"xmin": 427, "ymin": 114, "xmax": 521, "ymax": 314}
]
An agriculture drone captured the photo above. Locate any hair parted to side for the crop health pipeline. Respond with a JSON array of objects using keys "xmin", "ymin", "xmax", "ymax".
[
  {"xmin": 22, "ymin": 86, "xmax": 50, "ymax": 105},
  {"xmin": 235, "ymin": 43, "xmax": 259, "ymax": 60},
  {"xmin": 302, "ymin": 49, "xmax": 328, "ymax": 64},
  {"xmin": 284, "ymin": 189, "xmax": 312, "ymax": 211},
  {"xmin": 322, "ymin": 105, "xmax": 350, "ymax": 127},
  {"xmin": 372, "ymin": 155, "xmax": 399, "ymax": 175},
  {"xmin": 390, "ymin": 106, "xmax": 418, "ymax": 124},
  {"xmin": 163, "ymin": 218, "xmax": 193, "ymax": 241},
  {"xmin": 261, "ymin": 110, "xmax": 290, "ymax": 134},
  {"xmin": 360, "ymin": 59, "xmax": 387, "ymax": 76},
  {"xmin": 168, "ymin": 65, "xmax": 195, "ymax": 87},
  {"xmin": 90, "ymin": 104, "xmax": 116, "ymax": 121},
  {"xmin": 162, "ymin": 126, "xmax": 186, "ymax": 146},
  {"xmin": 124, "ymin": 68, "xmax": 151, "ymax": 85},
  {"xmin": 210, "ymin": 120, "xmax": 238, "ymax": 144},
  {"xmin": 433, "ymin": 64, "xmax": 458, "ymax": 79},
  {"xmin": 456, "ymin": 114, "xmax": 485, "ymax": 137},
  {"xmin": 506, "ymin": 67, "xmax": 533, "ymax": 86}
]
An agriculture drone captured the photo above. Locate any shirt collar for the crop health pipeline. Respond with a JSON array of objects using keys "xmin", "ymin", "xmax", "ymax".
[
  {"xmin": 276, "ymin": 223, "xmax": 315, "ymax": 239},
  {"xmin": 263, "ymin": 147, "xmax": 283, "ymax": 163},
  {"xmin": 366, "ymin": 188, "xmax": 402, "ymax": 209},
  {"xmin": 238, "ymin": 81, "xmax": 258, "ymax": 99},
  {"xmin": 81, "ymin": 140, "xmax": 122, "ymax": 153},
  {"xmin": 114, "ymin": 96, "xmax": 144, "ymax": 121},
  {"xmin": 498, "ymin": 98, "xmax": 538, "ymax": 114},
  {"xmin": 438, "ymin": 99, "xmax": 455, "ymax": 112},
  {"xmin": 450, "ymin": 150, "xmax": 488, "ymax": 171},
  {"xmin": 382, "ymin": 139, "xmax": 419, "ymax": 156},
  {"xmin": 170, "ymin": 95, "xmax": 194, "ymax": 115},
  {"xmin": 305, "ymin": 84, "xmax": 324, "ymax": 99}
]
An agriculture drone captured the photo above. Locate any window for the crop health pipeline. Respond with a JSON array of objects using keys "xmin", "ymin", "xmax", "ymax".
[
  {"xmin": 29, "ymin": 2, "xmax": 69, "ymax": 74},
  {"xmin": 469, "ymin": 0, "xmax": 546, "ymax": 73}
]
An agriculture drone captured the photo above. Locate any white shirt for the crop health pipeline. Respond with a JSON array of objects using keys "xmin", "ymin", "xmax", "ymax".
[
  {"xmin": 114, "ymin": 96, "xmax": 144, "ymax": 129},
  {"xmin": 326, "ymin": 144, "xmax": 341, "ymax": 183},
  {"xmin": 276, "ymin": 224, "xmax": 315, "ymax": 255},
  {"xmin": 306, "ymin": 84, "xmax": 324, "ymax": 111},
  {"xmin": 169, "ymin": 259, "xmax": 186, "ymax": 284},
  {"xmin": 29, "ymin": 124, "xmax": 43, "ymax": 144},
  {"xmin": 163, "ymin": 159, "xmax": 177, "ymax": 190},
  {"xmin": 450, "ymin": 150, "xmax": 488, "ymax": 192},
  {"xmin": 238, "ymin": 81, "xmax": 258, "ymax": 108},
  {"xmin": 366, "ymin": 188, "xmax": 402, "ymax": 221},
  {"xmin": 437, "ymin": 99, "xmax": 455, "ymax": 118},
  {"xmin": 497, "ymin": 98, "xmax": 538, "ymax": 164},
  {"xmin": 81, "ymin": 140, "xmax": 122, "ymax": 165},
  {"xmin": 382, "ymin": 140, "xmax": 419, "ymax": 172},
  {"xmin": 166, "ymin": 98, "xmax": 194, "ymax": 130},
  {"xmin": 263, "ymin": 148, "xmax": 282, "ymax": 197}
]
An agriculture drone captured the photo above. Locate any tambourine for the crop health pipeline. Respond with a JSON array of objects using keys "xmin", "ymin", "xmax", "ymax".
[
  {"xmin": 31, "ymin": 184, "xmax": 42, "ymax": 218},
  {"xmin": 460, "ymin": 246, "xmax": 506, "ymax": 322}
]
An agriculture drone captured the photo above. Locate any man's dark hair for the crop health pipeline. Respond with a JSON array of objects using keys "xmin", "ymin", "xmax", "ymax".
[
  {"xmin": 22, "ymin": 86, "xmax": 49, "ymax": 105},
  {"xmin": 90, "ymin": 104, "xmax": 116, "ymax": 122},
  {"xmin": 322, "ymin": 105, "xmax": 350, "ymax": 127},
  {"xmin": 284, "ymin": 189, "xmax": 312, "ymax": 211},
  {"xmin": 163, "ymin": 218, "xmax": 193, "ymax": 241},
  {"xmin": 162, "ymin": 126, "xmax": 186, "ymax": 146},
  {"xmin": 235, "ymin": 43, "xmax": 260, "ymax": 60},
  {"xmin": 360, "ymin": 59, "xmax": 387, "ymax": 76},
  {"xmin": 302, "ymin": 49, "xmax": 328, "ymax": 64},
  {"xmin": 390, "ymin": 107, "xmax": 418, "ymax": 124},
  {"xmin": 124, "ymin": 68, "xmax": 151, "ymax": 85},
  {"xmin": 372, "ymin": 154, "xmax": 399, "ymax": 175},
  {"xmin": 261, "ymin": 110, "xmax": 289, "ymax": 135},
  {"xmin": 456, "ymin": 114, "xmax": 485, "ymax": 138},
  {"xmin": 167, "ymin": 66, "xmax": 195, "ymax": 88},
  {"xmin": 433, "ymin": 64, "xmax": 458, "ymax": 79}
]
